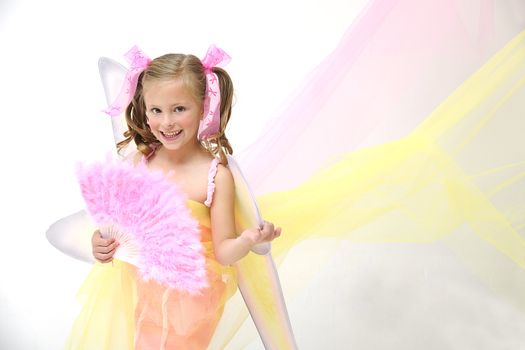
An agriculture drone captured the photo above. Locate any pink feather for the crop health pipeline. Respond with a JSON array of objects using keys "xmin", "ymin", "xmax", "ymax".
[{"xmin": 76, "ymin": 157, "xmax": 207, "ymax": 293}]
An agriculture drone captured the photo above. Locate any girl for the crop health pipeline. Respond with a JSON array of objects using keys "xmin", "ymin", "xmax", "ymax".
[{"xmin": 67, "ymin": 46, "xmax": 283, "ymax": 349}]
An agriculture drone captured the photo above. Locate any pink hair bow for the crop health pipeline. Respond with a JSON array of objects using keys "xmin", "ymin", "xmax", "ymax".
[
  {"xmin": 103, "ymin": 46, "xmax": 151, "ymax": 117},
  {"xmin": 198, "ymin": 45, "xmax": 231, "ymax": 140}
]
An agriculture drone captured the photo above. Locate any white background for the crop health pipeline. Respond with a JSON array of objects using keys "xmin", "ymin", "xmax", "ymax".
[{"xmin": 0, "ymin": 0, "xmax": 368, "ymax": 348}]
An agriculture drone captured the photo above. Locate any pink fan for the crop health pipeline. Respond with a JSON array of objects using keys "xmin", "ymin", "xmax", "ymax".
[{"xmin": 77, "ymin": 157, "xmax": 207, "ymax": 293}]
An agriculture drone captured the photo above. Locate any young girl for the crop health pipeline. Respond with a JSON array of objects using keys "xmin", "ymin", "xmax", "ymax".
[{"xmin": 66, "ymin": 46, "xmax": 283, "ymax": 350}]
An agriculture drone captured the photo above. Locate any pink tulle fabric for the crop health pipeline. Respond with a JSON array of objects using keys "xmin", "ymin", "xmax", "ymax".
[
  {"xmin": 204, "ymin": 158, "xmax": 219, "ymax": 207},
  {"xmin": 76, "ymin": 157, "xmax": 207, "ymax": 293}
]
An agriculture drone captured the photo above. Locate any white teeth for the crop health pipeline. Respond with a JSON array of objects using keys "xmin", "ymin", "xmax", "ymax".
[{"xmin": 163, "ymin": 130, "xmax": 182, "ymax": 137}]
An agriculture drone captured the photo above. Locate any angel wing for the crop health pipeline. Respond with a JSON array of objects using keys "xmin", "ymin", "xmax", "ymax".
[
  {"xmin": 46, "ymin": 209, "xmax": 96, "ymax": 264},
  {"xmin": 45, "ymin": 57, "xmax": 130, "ymax": 264},
  {"xmin": 46, "ymin": 54, "xmax": 297, "ymax": 349},
  {"xmin": 98, "ymin": 57, "xmax": 136, "ymax": 158}
]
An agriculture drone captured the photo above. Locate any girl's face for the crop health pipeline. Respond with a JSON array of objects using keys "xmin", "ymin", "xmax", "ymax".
[{"xmin": 143, "ymin": 78, "xmax": 203, "ymax": 151}]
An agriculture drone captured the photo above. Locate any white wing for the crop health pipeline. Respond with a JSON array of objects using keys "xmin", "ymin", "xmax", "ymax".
[
  {"xmin": 46, "ymin": 210, "xmax": 96, "ymax": 263},
  {"xmin": 46, "ymin": 57, "xmax": 131, "ymax": 262},
  {"xmin": 98, "ymin": 57, "xmax": 135, "ymax": 158}
]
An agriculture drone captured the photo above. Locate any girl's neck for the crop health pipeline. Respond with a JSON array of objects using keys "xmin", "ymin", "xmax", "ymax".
[{"xmin": 155, "ymin": 141, "xmax": 208, "ymax": 166}]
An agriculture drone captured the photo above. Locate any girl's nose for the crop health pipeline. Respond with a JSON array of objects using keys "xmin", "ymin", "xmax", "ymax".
[{"xmin": 161, "ymin": 113, "xmax": 177, "ymax": 127}]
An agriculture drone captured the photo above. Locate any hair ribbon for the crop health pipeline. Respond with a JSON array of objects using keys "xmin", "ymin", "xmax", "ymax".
[{"xmin": 198, "ymin": 45, "xmax": 231, "ymax": 140}]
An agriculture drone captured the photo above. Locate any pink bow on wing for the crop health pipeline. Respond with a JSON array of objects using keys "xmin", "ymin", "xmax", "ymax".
[{"xmin": 103, "ymin": 46, "xmax": 151, "ymax": 117}]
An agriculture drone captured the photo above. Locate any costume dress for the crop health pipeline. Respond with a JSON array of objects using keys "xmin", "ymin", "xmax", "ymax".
[{"xmin": 65, "ymin": 156, "xmax": 237, "ymax": 350}]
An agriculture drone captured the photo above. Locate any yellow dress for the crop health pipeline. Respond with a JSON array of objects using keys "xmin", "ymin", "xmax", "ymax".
[{"xmin": 65, "ymin": 199, "xmax": 237, "ymax": 350}]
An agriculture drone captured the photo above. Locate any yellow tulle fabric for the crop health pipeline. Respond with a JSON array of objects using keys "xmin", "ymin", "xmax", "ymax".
[
  {"xmin": 200, "ymin": 29, "xmax": 525, "ymax": 350},
  {"xmin": 65, "ymin": 200, "xmax": 237, "ymax": 350},
  {"xmin": 183, "ymin": 30, "xmax": 525, "ymax": 349},
  {"xmin": 255, "ymin": 28, "xmax": 525, "ymax": 318}
]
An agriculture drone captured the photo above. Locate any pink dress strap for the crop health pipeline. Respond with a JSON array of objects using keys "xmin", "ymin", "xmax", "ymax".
[{"xmin": 204, "ymin": 158, "xmax": 220, "ymax": 207}]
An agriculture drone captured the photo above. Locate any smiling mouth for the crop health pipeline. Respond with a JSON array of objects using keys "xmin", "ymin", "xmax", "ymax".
[{"xmin": 161, "ymin": 130, "xmax": 182, "ymax": 140}]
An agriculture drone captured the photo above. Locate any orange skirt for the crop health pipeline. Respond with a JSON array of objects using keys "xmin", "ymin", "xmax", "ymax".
[
  {"xmin": 134, "ymin": 259, "xmax": 234, "ymax": 350},
  {"xmin": 66, "ymin": 256, "xmax": 236, "ymax": 350}
]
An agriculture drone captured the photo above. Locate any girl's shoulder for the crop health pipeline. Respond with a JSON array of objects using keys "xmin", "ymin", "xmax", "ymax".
[
  {"xmin": 122, "ymin": 149, "xmax": 143, "ymax": 165},
  {"xmin": 196, "ymin": 155, "xmax": 234, "ymax": 207},
  {"xmin": 215, "ymin": 162, "xmax": 233, "ymax": 185},
  {"xmin": 198, "ymin": 152, "xmax": 232, "ymax": 180},
  {"xmin": 210, "ymin": 160, "xmax": 234, "ymax": 202}
]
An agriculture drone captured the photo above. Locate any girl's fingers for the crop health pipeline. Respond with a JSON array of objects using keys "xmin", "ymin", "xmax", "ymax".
[
  {"xmin": 264, "ymin": 221, "xmax": 274, "ymax": 232},
  {"xmin": 251, "ymin": 222, "xmax": 282, "ymax": 244},
  {"xmin": 266, "ymin": 227, "xmax": 281, "ymax": 242},
  {"xmin": 91, "ymin": 229, "xmax": 118, "ymax": 263},
  {"xmin": 94, "ymin": 241, "xmax": 119, "ymax": 254},
  {"xmin": 94, "ymin": 249, "xmax": 116, "ymax": 262},
  {"xmin": 260, "ymin": 222, "xmax": 274, "ymax": 236},
  {"xmin": 95, "ymin": 238, "xmax": 115, "ymax": 247},
  {"xmin": 92, "ymin": 230, "xmax": 115, "ymax": 246}
]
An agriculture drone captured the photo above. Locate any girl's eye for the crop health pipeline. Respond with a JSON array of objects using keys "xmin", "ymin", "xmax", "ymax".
[
  {"xmin": 174, "ymin": 106, "xmax": 186, "ymax": 113},
  {"xmin": 148, "ymin": 108, "xmax": 162, "ymax": 116}
]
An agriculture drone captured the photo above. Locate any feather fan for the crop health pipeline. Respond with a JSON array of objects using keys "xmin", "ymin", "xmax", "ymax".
[{"xmin": 76, "ymin": 157, "xmax": 206, "ymax": 293}]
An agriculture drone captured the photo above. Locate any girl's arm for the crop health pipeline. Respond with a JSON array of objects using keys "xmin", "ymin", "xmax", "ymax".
[{"xmin": 210, "ymin": 164, "xmax": 281, "ymax": 265}]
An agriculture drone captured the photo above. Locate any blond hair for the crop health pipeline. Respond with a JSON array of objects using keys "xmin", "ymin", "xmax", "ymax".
[{"xmin": 117, "ymin": 53, "xmax": 234, "ymax": 164}]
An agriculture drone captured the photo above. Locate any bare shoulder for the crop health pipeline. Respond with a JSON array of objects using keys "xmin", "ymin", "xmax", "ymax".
[
  {"xmin": 211, "ymin": 162, "xmax": 235, "ymax": 208},
  {"xmin": 214, "ymin": 163, "xmax": 234, "ymax": 192},
  {"xmin": 122, "ymin": 150, "xmax": 142, "ymax": 165},
  {"xmin": 132, "ymin": 151, "xmax": 143, "ymax": 165}
]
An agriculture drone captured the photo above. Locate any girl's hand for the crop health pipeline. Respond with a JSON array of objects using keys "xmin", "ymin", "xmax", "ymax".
[
  {"xmin": 240, "ymin": 220, "xmax": 282, "ymax": 246},
  {"xmin": 91, "ymin": 230, "xmax": 119, "ymax": 263}
]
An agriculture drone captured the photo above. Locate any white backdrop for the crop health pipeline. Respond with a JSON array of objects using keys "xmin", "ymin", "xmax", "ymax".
[{"xmin": 0, "ymin": 0, "xmax": 368, "ymax": 348}]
